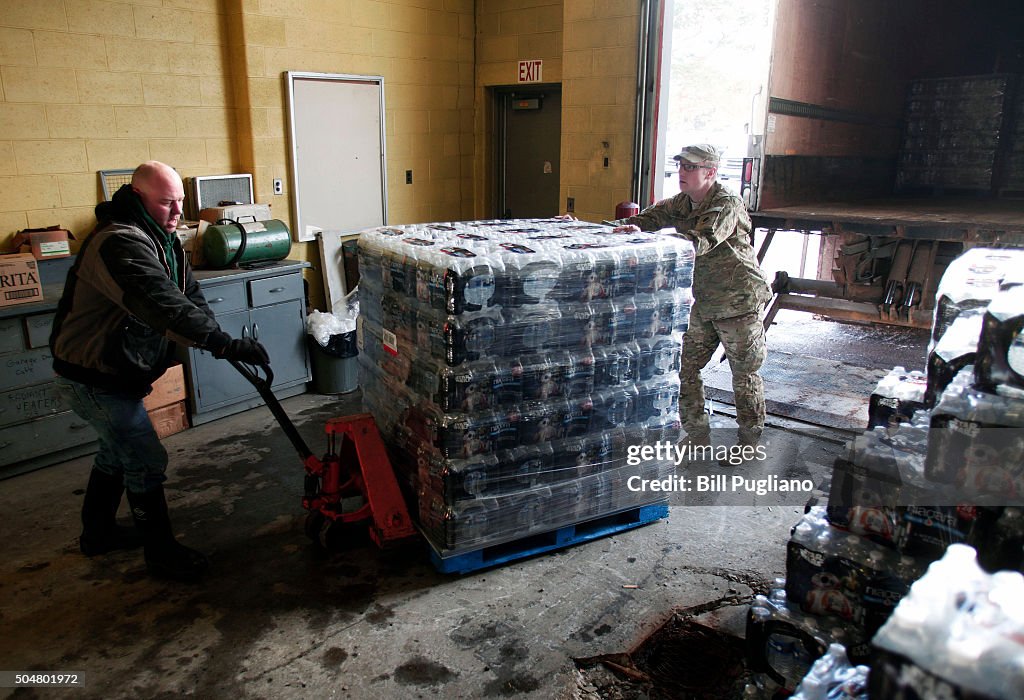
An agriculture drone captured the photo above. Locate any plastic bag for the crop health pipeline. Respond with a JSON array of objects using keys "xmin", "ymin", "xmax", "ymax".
[{"xmin": 307, "ymin": 289, "xmax": 359, "ymax": 347}]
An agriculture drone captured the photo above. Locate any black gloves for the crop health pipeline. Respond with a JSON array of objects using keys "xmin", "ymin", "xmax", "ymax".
[
  {"xmin": 207, "ymin": 331, "xmax": 269, "ymax": 365},
  {"xmin": 220, "ymin": 338, "xmax": 270, "ymax": 365}
]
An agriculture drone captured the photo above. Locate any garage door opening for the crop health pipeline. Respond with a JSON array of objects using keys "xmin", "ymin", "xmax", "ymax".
[
  {"xmin": 656, "ymin": 0, "xmax": 775, "ymax": 204},
  {"xmin": 648, "ymin": 0, "xmax": 819, "ymax": 282}
]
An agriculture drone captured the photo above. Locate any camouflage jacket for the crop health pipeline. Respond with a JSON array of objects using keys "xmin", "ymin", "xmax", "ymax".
[{"xmin": 615, "ymin": 182, "xmax": 772, "ymax": 319}]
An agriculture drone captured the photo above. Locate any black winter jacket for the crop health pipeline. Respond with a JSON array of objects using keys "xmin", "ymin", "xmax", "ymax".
[{"xmin": 50, "ymin": 185, "xmax": 228, "ymax": 397}]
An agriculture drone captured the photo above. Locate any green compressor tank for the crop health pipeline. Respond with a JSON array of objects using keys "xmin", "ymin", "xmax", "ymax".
[{"xmin": 202, "ymin": 219, "xmax": 292, "ymax": 268}]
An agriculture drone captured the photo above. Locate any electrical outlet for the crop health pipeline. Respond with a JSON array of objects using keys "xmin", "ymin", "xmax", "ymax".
[
  {"xmin": 273, "ymin": 179, "xmax": 283, "ymax": 195},
  {"xmin": 406, "ymin": 170, "xmax": 413, "ymax": 184},
  {"xmin": 566, "ymin": 197, "xmax": 575, "ymax": 213}
]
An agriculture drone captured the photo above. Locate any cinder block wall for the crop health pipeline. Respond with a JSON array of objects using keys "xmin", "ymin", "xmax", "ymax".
[
  {"xmin": 473, "ymin": 0, "xmax": 563, "ymax": 219},
  {"xmin": 0, "ymin": 0, "xmax": 238, "ymax": 243},
  {"xmin": 561, "ymin": 0, "xmax": 639, "ymax": 223},
  {"xmin": 473, "ymin": 0, "xmax": 638, "ymax": 224},
  {"xmin": 0, "ymin": 0, "xmax": 477, "ymax": 308},
  {"xmin": 228, "ymin": 0, "xmax": 476, "ymax": 231},
  {"xmin": 1, "ymin": 0, "xmax": 640, "ymax": 308}
]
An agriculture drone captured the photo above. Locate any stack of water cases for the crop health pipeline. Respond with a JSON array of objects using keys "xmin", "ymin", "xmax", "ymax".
[
  {"xmin": 355, "ymin": 219, "xmax": 694, "ymax": 558},
  {"xmin": 867, "ymin": 366, "xmax": 927, "ymax": 430},
  {"xmin": 747, "ymin": 247, "xmax": 1024, "ymax": 695},
  {"xmin": 927, "ymin": 247, "xmax": 1024, "ymax": 405},
  {"xmin": 746, "ymin": 578, "xmax": 876, "ymax": 694},
  {"xmin": 790, "ymin": 643, "xmax": 869, "ymax": 700},
  {"xmin": 871, "ymin": 544, "xmax": 1024, "ymax": 699},
  {"xmin": 747, "ymin": 415, "xmax": 939, "ymax": 695},
  {"xmin": 924, "ymin": 252, "xmax": 1024, "ymax": 523},
  {"xmin": 787, "ymin": 505, "xmax": 929, "ymax": 640},
  {"xmin": 1005, "ymin": 79, "xmax": 1024, "ymax": 195},
  {"xmin": 896, "ymin": 74, "xmax": 1011, "ymax": 192}
]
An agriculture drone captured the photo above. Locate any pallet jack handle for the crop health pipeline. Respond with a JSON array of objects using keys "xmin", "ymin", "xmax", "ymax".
[
  {"xmin": 228, "ymin": 359, "xmax": 320, "ymax": 472},
  {"xmin": 230, "ymin": 359, "xmax": 417, "ymax": 548}
]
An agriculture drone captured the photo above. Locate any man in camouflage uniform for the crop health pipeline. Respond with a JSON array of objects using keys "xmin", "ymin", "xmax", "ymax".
[{"xmin": 612, "ymin": 144, "xmax": 772, "ymax": 446}]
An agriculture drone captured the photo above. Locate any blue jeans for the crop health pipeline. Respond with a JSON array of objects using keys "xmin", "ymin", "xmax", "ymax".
[{"xmin": 55, "ymin": 377, "xmax": 168, "ymax": 493}]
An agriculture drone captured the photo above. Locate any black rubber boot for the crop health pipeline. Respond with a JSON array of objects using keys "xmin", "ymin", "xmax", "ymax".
[
  {"xmin": 126, "ymin": 486, "xmax": 209, "ymax": 582},
  {"xmin": 79, "ymin": 468, "xmax": 144, "ymax": 557}
]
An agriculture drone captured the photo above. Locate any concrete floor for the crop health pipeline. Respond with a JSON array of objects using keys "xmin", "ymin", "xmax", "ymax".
[{"xmin": 0, "ymin": 313, "xmax": 926, "ymax": 699}]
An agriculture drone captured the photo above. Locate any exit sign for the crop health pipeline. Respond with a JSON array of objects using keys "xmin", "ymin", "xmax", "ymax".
[{"xmin": 518, "ymin": 60, "xmax": 543, "ymax": 83}]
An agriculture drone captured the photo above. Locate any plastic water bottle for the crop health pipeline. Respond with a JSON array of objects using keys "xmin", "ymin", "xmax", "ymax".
[
  {"xmin": 790, "ymin": 643, "xmax": 869, "ymax": 700},
  {"xmin": 873, "ymin": 543, "xmax": 1024, "ymax": 698}
]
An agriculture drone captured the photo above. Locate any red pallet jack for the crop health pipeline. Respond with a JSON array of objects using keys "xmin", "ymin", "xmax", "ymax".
[{"xmin": 230, "ymin": 359, "xmax": 418, "ymax": 548}]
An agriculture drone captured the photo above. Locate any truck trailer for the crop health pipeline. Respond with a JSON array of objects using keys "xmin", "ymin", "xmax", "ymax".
[{"xmin": 744, "ymin": 0, "xmax": 1024, "ymax": 328}]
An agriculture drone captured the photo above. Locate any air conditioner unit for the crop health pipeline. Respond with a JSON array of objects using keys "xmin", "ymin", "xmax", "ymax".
[{"xmin": 184, "ymin": 174, "xmax": 254, "ymax": 220}]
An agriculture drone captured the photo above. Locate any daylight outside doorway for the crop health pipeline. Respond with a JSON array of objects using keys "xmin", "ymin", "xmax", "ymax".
[{"xmin": 657, "ymin": 0, "xmax": 818, "ymax": 280}]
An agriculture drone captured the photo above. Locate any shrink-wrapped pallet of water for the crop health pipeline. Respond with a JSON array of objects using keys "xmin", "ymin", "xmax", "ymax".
[{"xmin": 356, "ymin": 219, "xmax": 694, "ymax": 559}]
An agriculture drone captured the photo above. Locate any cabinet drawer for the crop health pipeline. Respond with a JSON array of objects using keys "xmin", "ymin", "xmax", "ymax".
[
  {"xmin": 0, "ymin": 411, "xmax": 96, "ymax": 467},
  {"xmin": 202, "ymin": 281, "xmax": 247, "ymax": 315},
  {"xmin": 25, "ymin": 313, "xmax": 55, "ymax": 348},
  {"xmin": 249, "ymin": 273, "xmax": 303, "ymax": 308},
  {"xmin": 0, "ymin": 347, "xmax": 54, "ymax": 392},
  {"xmin": 0, "ymin": 318, "xmax": 25, "ymax": 355},
  {"xmin": 0, "ymin": 382, "xmax": 65, "ymax": 428}
]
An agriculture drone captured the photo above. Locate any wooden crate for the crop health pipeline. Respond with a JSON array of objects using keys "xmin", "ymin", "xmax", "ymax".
[
  {"xmin": 143, "ymin": 364, "xmax": 187, "ymax": 411},
  {"xmin": 148, "ymin": 401, "xmax": 189, "ymax": 439}
]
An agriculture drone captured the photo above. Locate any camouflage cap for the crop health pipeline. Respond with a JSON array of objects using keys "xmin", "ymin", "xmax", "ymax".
[{"xmin": 673, "ymin": 144, "xmax": 721, "ymax": 166}]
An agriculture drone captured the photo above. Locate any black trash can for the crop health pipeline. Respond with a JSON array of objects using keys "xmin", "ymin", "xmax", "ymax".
[{"xmin": 308, "ymin": 330, "xmax": 358, "ymax": 394}]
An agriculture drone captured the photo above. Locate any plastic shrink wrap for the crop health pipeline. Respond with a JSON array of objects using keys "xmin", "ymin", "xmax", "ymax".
[
  {"xmin": 871, "ymin": 544, "xmax": 1024, "ymax": 700},
  {"xmin": 355, "ymin": 219, "xmax": 695, "ymax": 556},
  {"xmin": 931, "ymin": 247, "xmax": 1024, "ymax": 350}
]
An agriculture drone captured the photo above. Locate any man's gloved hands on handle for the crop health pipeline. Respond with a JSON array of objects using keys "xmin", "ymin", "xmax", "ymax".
[{"xmin": 206, "ymin": 330, "xmax": 270, "ymax": 366}]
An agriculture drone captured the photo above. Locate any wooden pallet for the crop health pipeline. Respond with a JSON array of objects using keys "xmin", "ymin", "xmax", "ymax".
[{"xmin": 429, "ymin": 502, "xmax": 669, "ymax": 574}]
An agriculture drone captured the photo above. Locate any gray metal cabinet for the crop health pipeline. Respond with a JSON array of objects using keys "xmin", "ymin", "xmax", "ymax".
[
  {"xmin": 0, "ymin": 309, "xmax": 97, "ymax": 477},
  {"xmin": 184, "ymin": 263, "xmax": 310, "ymax": 424}
]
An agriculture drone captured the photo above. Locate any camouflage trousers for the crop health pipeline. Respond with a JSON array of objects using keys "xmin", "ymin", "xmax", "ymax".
[{"xmin": 678, "ymin": 306, "xmax": 767, "ymax": 444}]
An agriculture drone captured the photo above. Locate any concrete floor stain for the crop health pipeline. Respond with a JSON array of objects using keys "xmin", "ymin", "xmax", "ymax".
[
  {"xmin": 17, "ymin": 561, "xmax": 49, "ymax": 573},
  {"xmin": 322, "ymin": 646, "xmax": 348, "ymax": 668},
  {"xmin": 482, "ymin": 673, "xmax": 542, "ymax": 696},
  {"xmin": 364, "ymin": 602, "xmax": 395, "ymax": 625},
  {"xmin": 449, "ymin": 617, "xmax": 506, "ymax": 647},
  {"xmin": 393, "ymin": 655, "xmax": 458, "ymax": 685},
  {"xmin": 497, "ymin": 639, "xmax": 529, "ymax": 663},
  {"xmin": 2, "ymin": 386, "xmax": 851, "ymax": 697}
]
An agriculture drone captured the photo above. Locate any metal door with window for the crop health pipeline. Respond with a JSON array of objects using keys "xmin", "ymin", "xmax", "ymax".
[{"xmin": 495, "ymin": 86, "xmax": 561, "ymax": 218}]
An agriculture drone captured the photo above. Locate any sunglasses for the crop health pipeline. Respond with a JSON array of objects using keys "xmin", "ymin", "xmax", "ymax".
[{"xmin": 678, "ymin": 163, "xmax": 714, "ymax": 172}]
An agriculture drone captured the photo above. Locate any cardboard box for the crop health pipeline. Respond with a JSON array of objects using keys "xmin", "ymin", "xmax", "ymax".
[
  {"xmin": 148, "ymin": 400, "xmax": 189, "ymax": 439},
  {"xmin": 12, "ymin": 226, "xmax": 72, "ymax": 260},
  {"xmin": 199, "ymin": 202, "xmax": 272, "ymax": 225},
  {"xmin": 0, "ymin": 253, "xmax": 43, "ymax": 308},
  {"xmin": 143, "ymin": 363, "xmax": 187, "ymax": 411},
  {"xmin": 179, "ymin": 221, "xmax": 208, "ymax": 268}
]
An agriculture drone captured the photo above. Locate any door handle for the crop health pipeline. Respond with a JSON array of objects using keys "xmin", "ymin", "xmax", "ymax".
[{"xmin": 252, "ymin": 323, "xmax": 259, "ymax": 340}]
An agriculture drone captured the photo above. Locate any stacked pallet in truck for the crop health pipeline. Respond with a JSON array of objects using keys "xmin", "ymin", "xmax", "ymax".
[
  {"xmin": 752, "ymin": 73, "xmax": 1024, "ymax": 329},
  {"xmin": 355, "ymin": 218, "xmax": 695, "ymax": 573}
]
